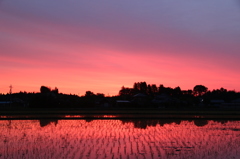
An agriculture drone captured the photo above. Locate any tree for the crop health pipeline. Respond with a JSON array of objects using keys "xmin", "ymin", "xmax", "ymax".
[
  {"xmin": 119, "ymin": 86, "xmax": 134, "ymax": 96},
  {"xmin": 151, "ymin": 84, "xmax": 158, "ymax": 93},
  {"xmin": 140, "ymin": 82, "xmax": 147, "ymax": 93},
  {"xmin": 173, "ymin": 86, "xmax": 182, "ymax": 97},
  {"xmin": 193, "ymin": 85, "xmax": 208, "ymax": 96},
  {"xmin": 52, "ymin": 87, "xmax": 59, "ymax": 94},
  {"xmin": 40, "ymin": 86, "xmax": 51, "ymax": 94},
  {"xmin": 147, "ymin": 84, "xmax": 152, "ymax": 95},
  {"xmin": 158, "ymin": 84, "xmax": 165, "ymax": 94},
  {"xmin": 96, "ymin": 93, "xmax": 105, "ymax": 98},
  {"xmin": 133, "ymin": 82, "xmax": 139, "ymax": 91},
  {"xmin": 85, "ymin": 91, "xmax": 95, "ymax": 97}
]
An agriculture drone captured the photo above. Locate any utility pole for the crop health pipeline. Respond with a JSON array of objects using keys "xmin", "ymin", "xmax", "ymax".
[
  {"xmin": 9, "ymin": 85, "xmax": 12, "ymax": 95},
  {"xmin": 9, "ymin": 85, "xmax": 12, "ymax": 107}
]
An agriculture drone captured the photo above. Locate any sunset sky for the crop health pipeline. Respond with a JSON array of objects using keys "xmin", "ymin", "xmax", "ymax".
[{"xmin": 1, "ymin": 0, "xmax": 240, "ymax": 96}]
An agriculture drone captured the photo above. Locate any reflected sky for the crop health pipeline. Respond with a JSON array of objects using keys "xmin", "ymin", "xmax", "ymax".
[{"xmin": 0, "ymin": 119, "xmax": 240, "ymax": 158}]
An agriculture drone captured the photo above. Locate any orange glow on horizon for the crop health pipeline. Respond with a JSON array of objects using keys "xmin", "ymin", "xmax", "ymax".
[{"xmin": 1, "ymin": 49, "xmax": 240, "ymax": 96}]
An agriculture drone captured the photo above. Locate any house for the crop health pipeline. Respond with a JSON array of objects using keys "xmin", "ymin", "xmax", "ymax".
[
  {"xmin": 132, "ymin": 93, "xmax": 148, "ymax": 107},
  {"xmin": 210, "ymin": 99, "xmax": 225, "ymax": 107},
  {"xmin": 96, "ymin": 98, "xmax": 112, "ymax": 108},
  {"xmin": 0, "ymin": 98, "xmax": 27, "ymax": 108},
  {"xmin": 220, "ymin": 98, "xmax": 240, "ymax": 109},
  {"xmin": 116, "ymin": 100, "xmax": 131, "ymax": 107},
  {"xmin": 232, "ymin": 98, "xmax": 240, "ymax": 104},
  {"xmin": 0, "ymin": 101, "xmax": 12, "ymax": 107},
  {"xmin": 151, "ymin": 94, "xmax": 171, "ymax": 108}
]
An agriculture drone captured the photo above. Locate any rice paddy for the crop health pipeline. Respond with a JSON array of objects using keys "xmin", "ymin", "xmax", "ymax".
[{"xmin": 0, "ymin": 119, "xmax": 240, "ymax": 159}]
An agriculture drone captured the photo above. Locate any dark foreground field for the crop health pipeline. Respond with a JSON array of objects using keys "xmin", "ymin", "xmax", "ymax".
[{"xmin": 1, "ymin": 107, "xmax": 240, "ymax": 120}]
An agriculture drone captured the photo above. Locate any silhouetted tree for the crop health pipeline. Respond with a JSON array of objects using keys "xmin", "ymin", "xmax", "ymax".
[
  {"xmin": 172, "ymin": 86, "xmax": 182, "ymax": 97},
  {"xmin": 133, "ymin": 82, "xmax": 139, "ymax": 91},
  {"xmin": 159, "ymin": 84, "xmax": 165, "ymax": 94},
  {"xmin": 96, "ymin": 93, "xmax": 105, "ymax": 98},
  {"xmin": 147, "ymin": 84, "xmax": 152, "ymax": 95},
  {"xmin": 119, "ymin": 86, "xmax": 135, "ymax": 97},
  {"xmin": 220, "ymin": 87, "xmax": 227, "ymax": 93},
  {"xmin": 51, "ymin": 87, "xmax": 59, "ymax": 94},
  {"xmin": 140, "ymin": 82, "xmax": 147, "ymax": 93},
  {"xmin": 187, "ymin": 89, "xmax": 193, "ymax": 95},
  {"xmin": 158, "ymin": 84, "xmax": 173, "ymax": 96},
  {"xmin": 85, "ymin": 91, "xmax": 95, "ymax": 97},
  {"xmin": 193, "ymin": 85, "xmax": 208, "ymax": 96},
  {"xmin": 81, "ymin": 91, "xmax": 96, "ymax": 107},
  {"xmin": 40, "ymin": 86, "xmax": 51, "ymax": 94},
  {"xmin": 132, "ymin": 82, "xmax": 148, "ymax": 94},
  {"xmin": 151, "ymin": 84, "xmax": 158, "ymax": 94}
]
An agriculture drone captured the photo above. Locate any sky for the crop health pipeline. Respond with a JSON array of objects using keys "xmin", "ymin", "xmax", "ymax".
[{"xmin": 1, "ymin": 0, "xmax": 240, "ymax": 96}]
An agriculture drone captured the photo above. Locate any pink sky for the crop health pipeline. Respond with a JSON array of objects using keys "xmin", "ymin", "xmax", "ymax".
[{"xmin": 1, "ymin": 1, "xmax": 240, "ymax": 95}]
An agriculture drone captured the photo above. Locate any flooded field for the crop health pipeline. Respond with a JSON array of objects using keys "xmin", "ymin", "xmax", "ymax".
[{"xmin": 0, "ymin": 119, "xmax": 240, "ymax": 159}]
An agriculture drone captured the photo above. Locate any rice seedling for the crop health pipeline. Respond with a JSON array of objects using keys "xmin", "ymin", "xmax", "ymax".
[{"xmin": 0, "ymin": 119, "xmax": 240, "ymax": 158}]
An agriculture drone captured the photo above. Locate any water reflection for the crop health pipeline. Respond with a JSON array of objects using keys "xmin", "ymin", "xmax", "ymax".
[
  {"xmin": 37, "ymin": 118, "xmax": 230, "ymax": 128},
  {"xmin": 39, "ymin": 119, "xmax": 58, "ymax": 127},
  {"xmin": 0, "ymin": 119, "xmax": 240, "ymax": 159},
  {"xmin": 120, "ymin": 119, "xmax": 229, "ymax": 129}
]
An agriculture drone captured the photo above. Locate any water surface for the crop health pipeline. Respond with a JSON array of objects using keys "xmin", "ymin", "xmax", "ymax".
[{"xmin": 0, "ymin": 119, "xmax": 240, "ymax": 159}]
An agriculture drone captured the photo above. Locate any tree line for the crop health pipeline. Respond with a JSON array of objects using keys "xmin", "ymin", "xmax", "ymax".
[
  {"xmin": 119, "ymin": 82, "xmax": 209, "ymax": 97},
  {"xmin": 0, "ymin": 82, "xmax": 239, "ymax": 109}
]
